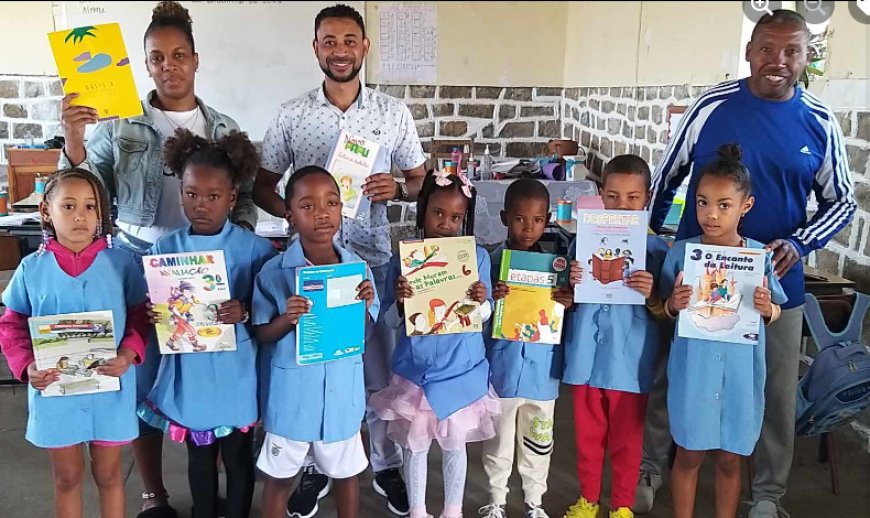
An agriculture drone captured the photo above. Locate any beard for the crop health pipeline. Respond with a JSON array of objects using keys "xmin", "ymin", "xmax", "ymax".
[{"xmin": 320, "ymin": 58, "xmax": 362, "ymax": 83}]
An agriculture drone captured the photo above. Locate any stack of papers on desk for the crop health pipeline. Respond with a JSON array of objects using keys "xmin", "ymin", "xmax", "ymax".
[{"xmin": 0, "ymin": 213, "xmax": 40, "ymax": 226}]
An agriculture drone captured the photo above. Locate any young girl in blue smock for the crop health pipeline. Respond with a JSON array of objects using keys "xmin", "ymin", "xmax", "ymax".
[
  {"xmin": 137, "ymin": 129, "xmax": 276, "ymax": 518},
  {"xmin": 371, "ymin": 170, "xmax": 501, "ymax": 518}
]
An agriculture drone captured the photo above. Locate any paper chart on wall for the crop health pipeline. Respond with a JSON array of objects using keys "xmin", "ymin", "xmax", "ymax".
[{"xmin": 378, "ymin": 2, "xmax": 437, "ymax": 83}]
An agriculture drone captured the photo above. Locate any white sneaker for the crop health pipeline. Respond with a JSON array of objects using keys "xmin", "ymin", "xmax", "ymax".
[
  {"xmin": 478, "ymin": 504, "xmax": 506, "ymax": 518},
  {"xmin": 748, "ymin": 501, "xmax": 779, "ymax": 518},
  {"xmin": 524, "ymin": 503, "xmax": 551, "ymax": 518},
  {"xmin": 632, "ymin": 471, "xmax": 663, "ymax": 514}
]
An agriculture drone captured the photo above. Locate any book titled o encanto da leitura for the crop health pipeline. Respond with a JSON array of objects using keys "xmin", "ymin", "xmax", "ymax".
[
  {"xmin": 493, "ymin": 250, "xmax": 569, "ymax": 345},
  {"xmin": 399, "ymin": 236, "xmax": 481, "ymax": 336},
  {"xmin": 678, "ymin": 243, "xmax": 765, "ymax": 345},
  {"xmin": 48, "ymin": 23, "xmax": 143, "ymax": 121}
]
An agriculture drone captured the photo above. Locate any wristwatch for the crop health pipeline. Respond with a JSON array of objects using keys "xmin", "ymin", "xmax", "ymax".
[{"xmin": 394, "ymin": 181, "xmax": 409, "ymax": 201}]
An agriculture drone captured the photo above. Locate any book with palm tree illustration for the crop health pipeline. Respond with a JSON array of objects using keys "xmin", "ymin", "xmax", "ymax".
[
  {"xmin": 48, "ymin": 23, "xmax": 142, "ymax": 121},
  {"xmin": 399, "ymin": 236, "xmax": 481, "ymax": 336}
]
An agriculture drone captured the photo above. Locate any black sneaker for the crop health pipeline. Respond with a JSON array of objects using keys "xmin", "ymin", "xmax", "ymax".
[
  {"xmin": 286, "ymin": 466, "xmax": 332, "ymax": 518},
  {"xmin": 373, "ymin": 468, "xmax": 410, "ymax": 516}
]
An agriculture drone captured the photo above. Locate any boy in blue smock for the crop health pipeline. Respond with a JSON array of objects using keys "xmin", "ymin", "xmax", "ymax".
[
  {"xmin": 253, "ymin": 166, "xmax": 378, "ymax": 518},
  {"xmin": 563, "ymin": 155, "xmax": 669, "ymax": 518},
  {"xmin": 478, "ymin": 178, "xmax": 574, "ymax": 518}
]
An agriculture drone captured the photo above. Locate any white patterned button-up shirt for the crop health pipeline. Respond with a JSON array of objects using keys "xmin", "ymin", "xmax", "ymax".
[{"xmin": 260, "ymin": 84, "xmax": 426, "ymax": 267}]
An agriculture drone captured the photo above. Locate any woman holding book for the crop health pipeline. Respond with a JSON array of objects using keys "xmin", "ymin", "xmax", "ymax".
[{"xmin": 58, "ymin": 3, "xmax": 256, "ymax": 517}]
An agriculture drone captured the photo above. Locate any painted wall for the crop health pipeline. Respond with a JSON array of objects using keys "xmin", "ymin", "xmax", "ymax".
[
  {"xmin": 365, "ymin": 1, "xmax": 568, "ymax": 87},
  {"xmin": 0, "ymin": 2, "xmax": 56, "ymax": 76},
  {"xmin": 562, "ymin": 1, "xmax": 743, "ymax": 87}
]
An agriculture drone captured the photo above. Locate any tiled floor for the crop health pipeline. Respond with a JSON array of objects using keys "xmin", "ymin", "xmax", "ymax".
[{"xmin": 0, "ymin": 383, "xmax": 868, "ymax": 517}]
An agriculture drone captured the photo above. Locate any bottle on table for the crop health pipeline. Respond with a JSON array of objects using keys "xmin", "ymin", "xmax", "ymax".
[{"xmin": 480, "ymin": 144, "xmax": 493, "ymax": 180}]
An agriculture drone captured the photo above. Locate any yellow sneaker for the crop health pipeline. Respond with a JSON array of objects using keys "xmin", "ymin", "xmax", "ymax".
[
  {"xmin": 609, "ymin": 508, "xmax": 634, "ymax": 518},
  {"xmin": 564, "ymin": 497, "xmax": 600, "ymax": 518}
]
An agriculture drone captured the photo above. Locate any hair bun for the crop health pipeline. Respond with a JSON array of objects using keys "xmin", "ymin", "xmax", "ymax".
[
  {"xmin": 717, "ymin": 143, "xmax": 743, "ymax": 163},
  {"xmin": 152, "ymin": 1, "xmax": 191, "ymax": 25}
]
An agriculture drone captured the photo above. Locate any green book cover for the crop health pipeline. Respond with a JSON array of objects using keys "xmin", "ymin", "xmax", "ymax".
[{"xmin": 493, "ymin": 250, "xmax": 569, "ymax": 344}]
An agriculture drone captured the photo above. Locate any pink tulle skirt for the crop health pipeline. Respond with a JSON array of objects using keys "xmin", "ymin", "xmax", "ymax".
[{"xmin": 369, "ymin": 375, "xmax": 502, "ymax": 453}]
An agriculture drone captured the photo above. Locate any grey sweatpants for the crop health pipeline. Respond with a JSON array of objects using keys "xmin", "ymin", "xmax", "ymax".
[
  {"xmin": 640, "ymin": 321, "xmax": 673, "ymax": 477},
  {"xmin": 751, "ymin": 305, "xmax": 805, "ymax": 506}
]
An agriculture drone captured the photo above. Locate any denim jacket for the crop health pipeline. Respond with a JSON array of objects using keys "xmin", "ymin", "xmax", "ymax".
[{"xmin": 59, "ymin": 90, "xmax": 257, "ymax": 230}]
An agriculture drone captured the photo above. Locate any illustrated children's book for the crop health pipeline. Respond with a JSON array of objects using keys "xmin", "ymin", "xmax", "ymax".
[
  {"xmin": 326, "ymin": 130, "xmax": 381, "ymax": 219},
  {"xmin": 28, "ymin": 311, "xmax": 119, "ymax": 397},
  {"xmin": 142, "ymin": 251, "xmax": 236, "ymax": 354},
  {"xmin": 678, "ymin": 243, "xmax": 765, "ymax": 345},
  {"xmin": 493, "ymin": 250, "xmax": 569, "ymax": 345},
  {"xmin": 48, "ymin": 23, "xmax": 142, "ymax": 121},
  {"xmin": 295, "ymin": 262, "xmax": 367, "ymax": 365},
  {"xmin": 574, "ymin": 209, "xmax": 648, "ymax": 305},
  {"xmin": 399, "ymin": 236, "xmax": 481, "ymax": 336}
]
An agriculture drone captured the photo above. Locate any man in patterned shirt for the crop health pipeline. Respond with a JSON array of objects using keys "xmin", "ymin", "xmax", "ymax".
[{"xmin": 252, "ymin": 4, "xmax": 425, "ymax": 517}]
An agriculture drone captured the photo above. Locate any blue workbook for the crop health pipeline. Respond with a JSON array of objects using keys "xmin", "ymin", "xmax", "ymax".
[{"xmin": 295, "ymin": 262, "xmax": 367, "ymax": 365}]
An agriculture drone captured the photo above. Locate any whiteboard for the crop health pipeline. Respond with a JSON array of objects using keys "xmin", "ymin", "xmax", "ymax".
[{"xmin": 52, "ymin": 1, "xmax": 365, "ymax": 139}]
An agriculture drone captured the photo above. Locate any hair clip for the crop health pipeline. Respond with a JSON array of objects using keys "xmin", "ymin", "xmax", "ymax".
[
  {"xmin": 105, "ymin": 234, "xmax": 113, "ymax": 249},
  {"xmin": 433, "ymin": 169, "xmax": 473, "ymax": 199}
]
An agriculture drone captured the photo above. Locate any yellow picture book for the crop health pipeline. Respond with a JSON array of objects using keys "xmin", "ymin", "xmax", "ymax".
[
  {"xmin": 48, "ymin": 23, "xmax": 142, "ymax": 121},
  {"xmin": 399, "ymin": 236, "xmax": 481, "ymax": 336}
]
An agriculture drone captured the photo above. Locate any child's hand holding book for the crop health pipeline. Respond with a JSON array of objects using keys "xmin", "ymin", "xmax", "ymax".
[
  {"xmin": 666, "ymin": 272, "xmax": 693, "ymax": 318},
  {"xmin": 26, "ymin": 362, "xmax": 59, "ymax": 391},
  {"xmin": 356, "ymin": 279, "xmax": 375, "ymax": 313},
  {"xmin": 492, "ymin": 281, "xmax": 511, "ymax": 302},
  {"xmin": 467, "ymin": 281, "xmax": 487, "ymax": 304},
  {"xmin": 284, "ymin": 296, "xmax": 312, "ymax": 325}
]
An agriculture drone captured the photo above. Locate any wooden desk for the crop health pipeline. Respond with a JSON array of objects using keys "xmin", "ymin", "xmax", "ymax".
[
  {"xmin": 6, "ymin": 148, "xmax": 61, "ymax": 204},
  {"xmin": 804, "ymin": 266, "xmax": 856, "ymax": 297}
]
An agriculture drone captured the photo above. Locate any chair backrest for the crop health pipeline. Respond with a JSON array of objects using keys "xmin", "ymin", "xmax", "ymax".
[{"xmin": 795, "ymin": 292, "xmax": 870, "ymax": 437}]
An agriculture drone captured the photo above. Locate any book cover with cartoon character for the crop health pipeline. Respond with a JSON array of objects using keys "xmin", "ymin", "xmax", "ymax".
[
  {"xmin": 678, "ymin": 243, "xmax": 765, "ymax": 345},
  {"xmin": 493, "ymin": 250, "xmax": 569, "ymax": 345},
  {"xmin": 142, "ymin": 251, "xmax": 236, "ymax": 354},
  {"xmin": 325, "ymin": 130, "xmax": 381, "ymax": 219},
  {"xmin": 48, "ymin": 23, "xmax": 142, "ymax": 121},
  {"xmin": 574, "ymin": 209, "xmax": 648, "ymax": 305},
  {"xmin": 295, "ymin": 262, "xmax": 367, "ymax": 365},
  {"xmin": 399, "ymin": 236, "xmax": 481, "ymax": 336},
  {"xmin": 29, "ymin": 311, "xmax": 119, "ymax": 397}
]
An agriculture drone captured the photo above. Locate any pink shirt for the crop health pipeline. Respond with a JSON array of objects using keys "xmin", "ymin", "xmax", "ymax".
[{"xmin": 0, "ymin": 238, "xmax": 149, "ymax": 381}]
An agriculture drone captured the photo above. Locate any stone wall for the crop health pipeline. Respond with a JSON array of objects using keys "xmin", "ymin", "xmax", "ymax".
[
  {"xmin": 561, "ymin": 85, "xmax": 710, "ymax": 179},
  {"xmin": 368, "ymin": 84, "xmax": 564, "ymax": 159},
  {"xmin": 0, "ymin": 75, "xmax": 63, "ymax": 164}
]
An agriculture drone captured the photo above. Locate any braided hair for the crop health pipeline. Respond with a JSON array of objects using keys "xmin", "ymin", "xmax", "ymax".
[
  {"xmin": 145, "ymin": 1, "xmax": 195, "ymax": 51},
  {"xmin": 41, "ymin": 168, "xmax": 113, "ymax": 240},
  {"xmin": 697, "ymin": 144, "xmax": 753, "ymax": 196},
  {"xmin": 415, "ymin": 170, "xmax": 477, "ymax": 236},
  {"xmin": 163, "ymin": 128, "xmax": 260, "ymax": 186}
]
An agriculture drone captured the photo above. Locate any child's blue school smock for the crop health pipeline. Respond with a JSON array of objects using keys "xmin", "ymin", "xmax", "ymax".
[
  {"xmin": 383, "ymin": 245, "xmax": 494, "ymax": 420},
  {"xmin": 2, "ymin": 246, "xmax": 147, "ymax": 448},
  {"xmin": 145, "ymin": 222, "xmax": 277, "ymax": 433},
  {"xmin": 484, "ymin": 243, "xmax": 562, "ymax": 401},
  {"xmin": 563, "ymin": 234, "xmax": 669, "ymax": 394},
  {"xmin": 252, "ymin": 239, "xmax": 379, "ymax": 444},
  {"xmin": 663, "ymin": 237, "xmax": 786, "ymax": 455}
]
